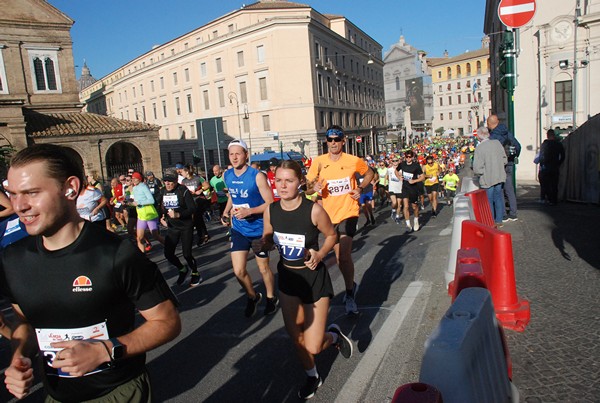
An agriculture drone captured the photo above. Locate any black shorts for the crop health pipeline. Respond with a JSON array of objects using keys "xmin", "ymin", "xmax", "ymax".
[
  {"xmin": 425, "ymin": 183, "xmax": 440, "ymax": 193},
  {"xmin": 333, "ymin": 216, "xmax": 358, "ymax": 239},
  {"xmin": 417, "ymin": 182, "xmax": 426, "ymax": 196},
  {"xmin": 277, "ymin": 261, "xmax": 334, "ymax": 304},
  {"xmin": 402, "ymin": 185, "xmax": 419, "ymax": 204}
]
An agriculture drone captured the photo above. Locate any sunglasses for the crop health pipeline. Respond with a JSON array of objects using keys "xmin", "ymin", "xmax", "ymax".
[{"xmin": 326, "ymin": 137, "xmax": 343, "ymax": 143}]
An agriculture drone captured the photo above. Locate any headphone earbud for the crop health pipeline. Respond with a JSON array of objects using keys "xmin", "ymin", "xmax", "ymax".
[{"xmin": 65, "ymin": 189, "xmax": 76, "ymax": 197}]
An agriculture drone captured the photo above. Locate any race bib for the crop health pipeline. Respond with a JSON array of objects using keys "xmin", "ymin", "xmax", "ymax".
[
  {"xmin": 327, "ymin": 177, "xmax": 352, "ymax": 196},
  {"xmin": 186, "ymin": 185, "xmax": 196, "ymax": 192},
  {"xmin": 447, "ymin": 181, "xmax": 456, "ymax": 187},
  {"xmin": 114, "ymin": 202, "xmax": 122, "ymax": 208},
  {"xmin": 163, "ymin": 194, "xmax": 179, "ymax": 209},
  {"xmin": 274, "ymin": 231, "xmax": 306, "ymax": 261},
  {"xmin": 36, "ymin": 321, "xmax": 109, "ymax": 378},
  {"xmin": 402, "ymin": 172, "xmax": 414, "ymax": 181}
]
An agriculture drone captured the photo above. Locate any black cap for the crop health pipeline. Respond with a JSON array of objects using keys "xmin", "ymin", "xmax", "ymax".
[{"xmin": 269, "ymin": 158, "xmax": 279, "ymax": 166}]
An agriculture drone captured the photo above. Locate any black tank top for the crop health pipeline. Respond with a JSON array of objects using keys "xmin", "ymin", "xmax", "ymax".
[{"xmin": 269, "ymin": 197, "xmax": 319, "ymax": 268}]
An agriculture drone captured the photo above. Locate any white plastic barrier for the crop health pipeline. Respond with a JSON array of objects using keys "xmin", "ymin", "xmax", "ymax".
[
  {"xmin": 419, "ymin": 287, "xmax": 516, "ymax": 403},
  {"xmin": 460, "ymin": 176, "xmax": 480, "ymax": 194},
  {"xmin": 445, "ymin": 194, "xmax": 474, "ymax": 288}
]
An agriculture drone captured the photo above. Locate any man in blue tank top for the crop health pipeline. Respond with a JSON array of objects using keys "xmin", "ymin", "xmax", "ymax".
[{"xmin": 222, "ymin": 139, "xmax": 279, "ymax": 317}]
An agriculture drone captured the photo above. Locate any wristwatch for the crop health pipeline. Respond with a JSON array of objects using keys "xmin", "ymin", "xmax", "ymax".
[{"xmin": 108, "ymin": 337, "xmax": 125, "ymax": 361}]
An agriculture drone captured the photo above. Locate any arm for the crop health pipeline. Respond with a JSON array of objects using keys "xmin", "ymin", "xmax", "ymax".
[
  {"xmin": 0, "ymin": 192, "xmax": 15, "ymax": 219},
  {"xmin": 50, "ymin": 299, "xmax": 180, "ymax": 378},
  {"xmin": 233, "ymin": 173, "xmax": 273, "ymax": 219},
  {"xmin": 91, "ymin": 195, "xmax": 108, "ymax": 217},
  {"xmin": 4, "ymin": 304, "xmax": 37, "ymax": 399},
  {"xmin": 350, "ymin": 162, "xmax": 374, "ymax": 200},
  {"xmin": 305, "ymin": 203, "xmax": 336, "ymax": 270}
]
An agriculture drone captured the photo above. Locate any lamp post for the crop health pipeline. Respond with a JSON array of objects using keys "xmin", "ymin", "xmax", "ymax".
[
  {"xmin": 243, "ymin": 104, "xmax": 251, "ymax": 163},
  {"xmin": 97, "ymin": 139, "xmax": 105, "ymax": 184},
  {"xmin": 228, "ymin": 92, "xmax": 243, "ymax": 140}
]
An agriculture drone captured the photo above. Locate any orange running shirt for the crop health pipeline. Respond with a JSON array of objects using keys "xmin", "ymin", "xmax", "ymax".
[{"xmin": 306, "ymin": 153, "xmax": 369, "ymax": 224}]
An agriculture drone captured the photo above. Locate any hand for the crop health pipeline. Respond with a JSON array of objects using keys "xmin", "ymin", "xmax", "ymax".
[
  {"xmin": 50, "ymin": 340, "xmax": 110, "ymax": 377},
  {"xmin": 160, "ymin": 218, "xmax": 168, "ymax": 227},
  {"xmin": 221, "ymin": 213, "xmax": 231, "ymax": 226},
  {"xmin": 311, "ymin": 179, "xmax": 324, "ymax": 193},
  {"xmin": 233, "ymin": 207, "xmax": 250, "ymax": 219},
  {"xmin": 4, "ymin": 356, "xmax": 33, "ymax": 399},
  {"xmin": 167, "ymin": 209, "xmax": 177, "ymax": 219},
  {"xmin": 349, "ymin": 188, "xmax": 361, "ymax": 200},
  {"xmin": 304, "ymin": 249, "xmax": 322, "ymax": 270}
]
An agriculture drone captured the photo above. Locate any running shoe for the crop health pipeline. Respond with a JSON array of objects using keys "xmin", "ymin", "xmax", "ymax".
[
  {"xmin": 343, "ymin": 282, "xmax": 359, "ymax": 315},
  {"xmin": 176, "ymin": 265, "xmax": 189, "ymax": 286},
  {"xmin": 503, "ymin": 215, "xmax": 518, "ymax": 222},
  {"xmin": 413, "ymin": 220, "xmax": 420, "ymax": 232},
  {"xmin": 390, "ymin": 210, "xmax": 396, "ymax": 220},
  {"xmin": 298, "ymin": 376, "xmax": 323, "ymax": 400},
  {"xmin": 189, "ymin": 272, "xmax": 203, "ymax": 287},
  {"xmin": 144, "ymin": 243, "xmax": 152, "ymax": 252},
  {"xmin": 327, "ymin": 324, "xmax": 353, "ymax": 359},
  {"xmin": 244, "ymin": 292, "xmax": 263, "ymax": 318},
  {"xmin": 264, "ymin": 296, "xmax": 279, "ymax": 316}
]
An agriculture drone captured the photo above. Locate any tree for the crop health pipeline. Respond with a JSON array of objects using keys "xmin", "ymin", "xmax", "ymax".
[{"xmin": 435, "ymin": 127, "xmax": 445, "ymax": 135}]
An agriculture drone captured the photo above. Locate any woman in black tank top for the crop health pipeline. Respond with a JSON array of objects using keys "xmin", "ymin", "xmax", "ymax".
[{"xmin": 261, "ymin": 160, "xmax": 354, "ymax": 399}]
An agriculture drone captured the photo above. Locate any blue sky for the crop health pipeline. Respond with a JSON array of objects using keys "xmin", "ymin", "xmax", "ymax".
[{"xmin": 48, "ymin": 0, "xmax": 486, "ymax": 79}]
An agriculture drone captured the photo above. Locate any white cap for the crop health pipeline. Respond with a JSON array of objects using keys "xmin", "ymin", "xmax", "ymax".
[{"xmin": 228, "ymin": 139, "xmax": 248, "ymax": 151}]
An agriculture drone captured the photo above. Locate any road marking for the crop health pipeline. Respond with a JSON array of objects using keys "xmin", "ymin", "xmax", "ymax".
[{"xmin": 335, "ymin": 281, "xmax": 426, "ymax": 403}]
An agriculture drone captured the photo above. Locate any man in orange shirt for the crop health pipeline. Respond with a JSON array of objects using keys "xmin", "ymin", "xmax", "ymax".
[{"xmin": 306, "ymin": 126, "xmax": 373, "ymax": 315}]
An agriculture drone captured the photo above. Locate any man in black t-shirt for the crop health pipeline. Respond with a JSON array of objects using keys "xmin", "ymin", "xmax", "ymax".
[
  {"xmin": 0, "ymin": 144, "xmax": 180, "ymax": 402},
  {"xmin": 395, "ymin": 150, "xmax": 425, "ymax": 232}
]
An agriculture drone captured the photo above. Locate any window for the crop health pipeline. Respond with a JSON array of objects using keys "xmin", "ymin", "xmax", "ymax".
[
  {"xmin": 0, "ymin": 48, "xmax": 9, "ymax": 93},
  {"xmin": 262, "ymin": 115, "xmax": 270, "ymax": 131},
  {"xmin": 468, "ymin": 93, "xmax": 472, "ymax": 103},
  {"xmin": 218, "ymin": 86, "xmax": 225, "ymax": 107},
  {"xmin": 456, "ymin": 65, "xmax": 462, "ymax": 78},
  {"xmin": 215, "ymin": 57, "xmax": 222, "ymax": 73},
  {"xmin": 466, "ymin": 80, "xmax": 471, "ymax": 88},
  {"xmin": 200, "ymin": 62, "xmax": 207, "ymax": 77},
  {"xmin": 28, "ymin": 48, "xmax": 61, "ymax": 92},
  {"xmin": 437, "ymin": 71, "xmax": 442, "ymax": 79},
  {"xmin": 447, "ymin": 83, "xmax": 451, "ymax": 91},
  {"xmin": 190, "ymin": 124, "xmax": 195, "ymax": 139},
  {"xmin": 152, "ymin": 103, "xmax": 157, "ymax": 119},
  {"xmin": 140, "ymin": 84, "xmax": 144, "ymax": 96},
  {"xmin": 141, "ymin": 106, "xmax": 146, "ymax": 121},
  {"xmin": 318, "ymin": 74, "xmax": 323, "ymax": 97},
  {"xmin": 327, "ymin": 77, "xmax": 332, "ymax": 98},
  {"xmin": 457, "ymin": 82, "xmax": 461, "ymax": 90},
  {"xmin": 150, "ymin": 80, "xmax": 155, "ymax": 92},
  {"xmin": 466, "ymin": 63, "xmax": 472, "ymax": 76},
  {"xmin": 179, "ymin": 127, "xmax": 184, "ymax": 139},
  {"xmin": 173, "ymin": 72, "xmax": 178, "ymax": 85},
  {"xmin": 162, "ymin": 100, "xmax": 167, "ymax": 117},
  {"xmin": 228, "ymin": 24, "xmax": 234, "ymax": 33},
  {"xmin": 319, "ymin": 111, "xmax": 325, "ymax": 128},
  {"xmin": 555, "ymin": 80, "xmax": 572, "ymax": 112},
  {"xmin": 438, "ymin": 85, "xmax": 442, "ymax": 92},
  {"xmin": 449, "ymin": 112, "xmax": 453, "ymax": 120},
  {"xmin": 439, "ymin": 98, "xmax": 443, "ymax": 106},
  {"xmin": 440, "ymin": 113, "xmax": 444, "ymax": 121},
  {"xmin": 134, "ymin": 108, "xmax": 138, "ymax": 120},
  {"xmin": 239, "ymin": 81, "xmax": 247, "ymax": 103},
  {"xmin": 315, "ymin": 42, "xmax": 321, "ymax": 61},
  {"xmin": 259, "ymin": 77, "xmax": 268, "ymax": 100},
  {"xmin": 237, "ymin": 51, "xmax": 244, "ymax": 67},
  {"xmin": 447, "ymin": 67, "xmax": 452, "ymax": 79},
  {"xmin": 395, "ymin": 77, "xmax": 400, "ymax": 91},
  {"xmin": 160, "ymin": 77, "xmax": 164, "ymax": 89},
  {"xmin": 448, "ymin": 96, "xmax": 452, "ymax": 105},
  {"xmin": 256, "ymin": 45, "xmax": 265, "ymax": 63},
  {"xmin": 165, "ymin": 128, "xmax": 169, "ymax": 139},
  {"xmin": 458, "ymin": 95, "xmax": 462, "ymax": 104},
  {"xmin": 458, "ymin": 111, "xmax": 462, "ymax": 119},
  {"xmin": 184, "ymin": 68, "xmax": 190, "ymax": 82},
  {"xmin": 476, "ymin": 61, "xmax": 482, "ymax": 74},
  {"xmin": 187, "ymin": 94, "xmax": 193, "ymax": 113},
  {"xmin": 132, "ymin": 87, "xmax": 136, "ymax": 98},
  {"xmin": 203, "ymin": 90, "xmax": 210, "ymax": 110},
  {"xmin": 175, "ymin": 97, "xmax": 181, "ymax": 115}
]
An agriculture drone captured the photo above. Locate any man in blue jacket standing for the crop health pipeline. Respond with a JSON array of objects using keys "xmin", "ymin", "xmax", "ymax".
[{"xmin": 488, "ymin": 115, "xmax": 521, "ymax": 221}]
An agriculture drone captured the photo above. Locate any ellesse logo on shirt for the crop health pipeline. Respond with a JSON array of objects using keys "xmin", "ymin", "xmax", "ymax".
[{"xmin": 72, "ymin": 276, "xmax": 93, "ymax": 292}]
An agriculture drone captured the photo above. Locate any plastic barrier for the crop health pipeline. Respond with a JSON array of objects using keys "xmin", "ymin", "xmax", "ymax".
[
  {"xmin": 448, "ymin": 247, "xmax": 487, "ymax": 298},
  {"xmin": 448, "ymin": 247, "xmax": 513, "ymax": 379},
  {"xmin": 465, "ymin": 189, "xmax": 495, "ymax": 227},
  {"xmin": 459, "ymin": 176, "xmax": 480, "ymax": 194},
  {"xmin": 461, "ymin": 220, "xmax": 530, "ymax": 332},
  {"xmin": 445, "ymin": 195, "xmax": 475, "ymax": 288},
  {"xmin": 420, "ymin": 287, "xmax": 515, "ymax": 403},
  {"xmin": 391, "ymin": 383, "xmax": 443, "ymax": 403}
]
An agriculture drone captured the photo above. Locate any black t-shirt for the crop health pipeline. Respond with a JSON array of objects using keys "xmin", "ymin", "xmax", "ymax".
[
  {"xmin": 0, "ymin": 222, "xmax": 176, "ymax": 402},
  {"xmin": 397, "ymin": 162, "xmax": 423, "ymax": 188}
]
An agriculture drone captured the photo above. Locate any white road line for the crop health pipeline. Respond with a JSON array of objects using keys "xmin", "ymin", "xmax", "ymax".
[{"xmin": 335, "ymin": 281, "xmax": 426, "ymax": 403}]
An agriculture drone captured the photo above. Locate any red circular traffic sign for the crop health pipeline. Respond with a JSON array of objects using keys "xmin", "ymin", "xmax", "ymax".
[
  {"xmin": 498, "ymin": 0, "xmax": 536, "ymax": 28},
  {"xmin": 356, "ymin": 136, "xmax": 362, "ymax": 143}
]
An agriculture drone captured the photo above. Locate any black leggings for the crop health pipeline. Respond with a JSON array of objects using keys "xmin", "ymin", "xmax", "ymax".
[{"xmin": 164, "ymin": 225, "xmax": 197, "ymax": 271}]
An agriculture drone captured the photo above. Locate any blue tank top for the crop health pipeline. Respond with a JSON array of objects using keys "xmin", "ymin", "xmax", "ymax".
[{"xmin": 224, "ymin": 166, "xmax": 265, "ymax": 237}]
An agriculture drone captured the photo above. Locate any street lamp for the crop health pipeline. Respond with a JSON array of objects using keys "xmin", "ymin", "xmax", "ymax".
[
  {"xmin": 97, "ymin": 139, "xmax": 105, "ymax": 184},
  {"xmin": 228, "ymin": 92, "xmax": 243, "ymax": 140},
  {"xmin": 243, "ymin": 104, "xmax": 252, "ymax": 162}
]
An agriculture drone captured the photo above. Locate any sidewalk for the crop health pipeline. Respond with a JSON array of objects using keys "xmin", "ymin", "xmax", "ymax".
[{"xmin": 498, "ymin": 184, "xmax": 600, "ymax": 402}]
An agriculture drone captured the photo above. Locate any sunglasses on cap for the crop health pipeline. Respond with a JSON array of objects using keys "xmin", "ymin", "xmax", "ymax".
[{"xmin": 326, "ymin": 137, "xmax": 343, "ymax": 143}]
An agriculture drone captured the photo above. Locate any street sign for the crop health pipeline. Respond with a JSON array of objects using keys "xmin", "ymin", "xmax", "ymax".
[
  {"xmin": 498, "ymin": 0, "xmax": 536, "ymax": 28},
  {"xmin": 356, "ymin": 136, "xmax": 362, "ymax": 143}
]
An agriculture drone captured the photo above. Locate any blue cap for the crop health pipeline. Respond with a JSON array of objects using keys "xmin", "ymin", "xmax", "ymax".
[
  {"xmin": 326, "ymin": 128, "xmax": 345, "ymax": 138},
  {"xmin": 175, "ymin": 163, "xmax": 184, "ymax": 169}
]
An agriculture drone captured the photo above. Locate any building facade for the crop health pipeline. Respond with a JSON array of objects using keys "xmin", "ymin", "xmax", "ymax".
[
  {"xmin": 79, "ymin": 0, "xmax": 386, "ymax": 167},
  {"xmin": 484, "ymin": 0, "xmax": 600, "ymax": 181},
  {"xmin": 429, "ymin": 41, "xmax": 492, "ymax": 138},
  {"xmin": 383, "ymin": 35, "xmax": 433, "ymax": 145},
  {"xmin": 0, "ymin": 0, "xmax": 162, "ymax": 181}
]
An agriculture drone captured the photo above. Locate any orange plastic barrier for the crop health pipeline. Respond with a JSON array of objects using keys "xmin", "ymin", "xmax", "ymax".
[
  {"xmin": 391, "ymin": 383, "xmax": 443, "ymax": 403},
  {"xmin": 465, "ymin": 189, "xmax": 495, "ymax": 227},
  {"xmin": 448, "ymin": 247, "xmax": 513, "ymax": 379},
  {"xmin": 461, "ymin": 220, "xmax": 530, "ymax": 332},
  {"xmin": 448, "ymin": 247, "xmax": 487, "ymax": 299}
]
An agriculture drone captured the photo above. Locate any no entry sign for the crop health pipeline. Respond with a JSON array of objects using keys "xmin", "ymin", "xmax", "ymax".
[{"xmin": 498, "ymin": 0, "xmax": 536, "ymax": 28}]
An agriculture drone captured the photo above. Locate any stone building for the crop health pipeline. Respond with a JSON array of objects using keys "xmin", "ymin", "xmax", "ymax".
[
  {"xmin": 429, "ymin": 39, "xmax": 492, "ymax": 138},
  {"xmin": 79, "ymin": 0, "xmax": 386, "ymax": 165},
  {"xmin": 383, "ymin": 36, "xmax": 434, "ymax": 145},
  {"xmin": 484, "ymin": 0, "xmax": 600, "ymax": 181},
  {"xmin": 0, "ymin": 0, "xmax": 162, "ymax": 181}
]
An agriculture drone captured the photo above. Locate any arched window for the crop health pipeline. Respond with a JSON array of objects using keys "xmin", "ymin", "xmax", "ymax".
[
  {"xmin": 466, "ymin": 63, "xmax": 472, "ymax": 76},
  {"xmin": 395, "ymin": 76, "xmax": 400, "ymax": 90},
  {"xmin": 476, "ymin": 60, "xmax": 482, "ymax": 74},
  {"xmin": 447, "ymin": 66, "xmax": 452, "ymax": 79}
]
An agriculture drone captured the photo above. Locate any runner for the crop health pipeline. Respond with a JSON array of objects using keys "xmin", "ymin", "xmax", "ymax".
[
  {"xmin": 396, "ymin": 150, "xmax": 425, "ymax": 232},
  {"xmin": 1, "ymin": 144, "xmax": 180, "ymax": 401},
  {"xmin": 376, "ymin": 160, "xmax": 389, "ymax": 207},
  {"xmin": 131, "ymin": 172, "xmax": 165, "ymax": 253},
  {"xmin": 387, "ymin": 157, "xmax": 404, "ymax": 223},
  {"xmin": 423, "ymin": 155, "xmax": 442, "ymax": 217},
  {"xmin": 441, "ymin": 168, "xmax": 460, "ymax": 205},
  {"xmin": 209, "ymin": 165, "xmax": 228, "ymax": 217},
  {"xmin": 266, "ymin": 157, "xmax": 280, "ymax": 202},
  {"xmin": 358, "ymin": 165, "xmax": 377, "ymax": 226},
  {"xmin": 261, "ymin": 160, "xmax": 352, "ymax": 400},
  {"xmin": 222, "ymin": 139, "xmax": 279, "ymax": 317},
  {"xmin": 180, "ymin": 166, "xmax": 210, "ymax": 246},
  {"xmin": 306, "ymin": 125, "xmax": 374, "ymax": 315},
  {"xmin": 158, "ymin": 169, "xmax": 203, "ymax": 287}
]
